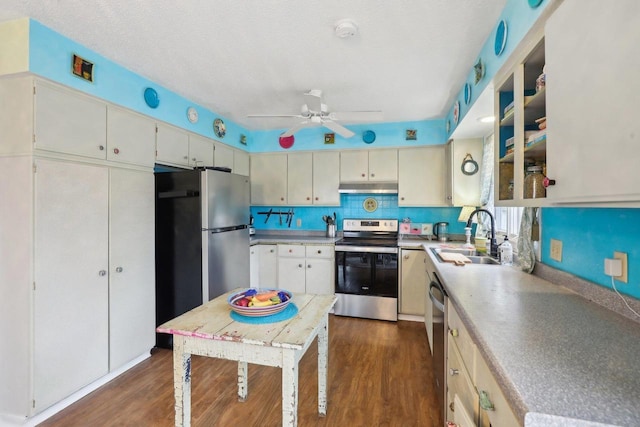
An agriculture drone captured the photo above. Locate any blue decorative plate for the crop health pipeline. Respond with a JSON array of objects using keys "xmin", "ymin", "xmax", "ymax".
[
  {"xmin": 464, "ymin": 83, "xmax": 472, "ymax": 105},
  {"xmin": 528, "ymin": 0, "xmax": 543, "ymax": 8},
  {"xmin": 494, "ymin": 20, "xmax": 508, "ymax": 56},
  {"xmin": 230, "ymin": 303, "xmax": 298, "ymax": 324},
  {"xmin": 362, "ymin": 130, "xmax": 376, "ymax": 144},
  {"xmin": 143, "ymin": 87, "xmax": 159, "ymax": 109}
]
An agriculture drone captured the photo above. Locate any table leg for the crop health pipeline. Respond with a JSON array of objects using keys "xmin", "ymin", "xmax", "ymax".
[
  {"xmin": 237, "ymin": 361, "xmax": 248, "ymax": 401},
  {"xmin": 173, "ymin": 337, "xmax": 192, "ymax": 427},
  {"xmin": 317, "ymin": 315, "xmax": 328, "ymax": 416},
  {"xmin": 282, "ymin": 350, "xmax": 299, "ymax": 427}
]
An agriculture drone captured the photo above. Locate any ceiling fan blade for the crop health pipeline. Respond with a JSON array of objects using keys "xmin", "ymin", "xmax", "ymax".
[
  {"xmin": 280, "ymin": 120, "xmax": 318, "ymax": 137},
  {"xmin": 247, "ymin": 114, "xmax": 303, "ymax": 118},
  {"xmin": 328, "ymin": 111, "xmax": 384, "ymax": 122},
  {"xmin": 321, "ymin": 120, "xmax": 355, "ymax": 138}
]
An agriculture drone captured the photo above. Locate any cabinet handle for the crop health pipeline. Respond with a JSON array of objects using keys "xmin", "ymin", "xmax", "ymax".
[
  {"xmin": 450, "ymin": 328, "xmax": 459, "ymax": 337},
  {"xmin": 543, "ymin": 177, "xmax": 556, "ymax": 187},
  {"xmin": 270, "ymin": 249, "xmax": 274, "ymax": 253},
  {"xmin": 371, "ymin": 173, "xmax": 375, "ymax": 178},
  {"xmin": 447, "ymin": 196, "xmax": 452, "ymax": 200},
  {"xmin": 98, "ymin": 145, "xmax": 105, "ymax": 151},
  {"xmin": 449, "ymin": 402, "xmax": 455, "ymax": 412},
  {"xmin": 306, "ymin": 197, "xmax": 310, "ymax": 200},
  {"xmin": 307, "ymin": 264, "xmax": 311, "ymax": 268},
  {"xmin": 298, "ymin": 264, "xmax": 303, "ymax": 268},
  {"xmin": 115, "ymin": 266, "xmax": 123, "ymax": 273},
  {"xmin": 449, "ymin": 368, "xmax": 459, "ymax": 376},
  {"xmin": 315, "ymin": 197, "xmax": 319, "ymax": 201},
  {"xmin": 479, "ymin": 390, "xmax": 495, "ymax": 411},
  {"xmin": 403, "ymin": 255, "xmax": 409, "ymax": 260},
  {"xmin": 361, "ymin": 173, "xmax": 366, "ymax": 177},
  {"xmin": 113, "ymin": 148, "xmax": 120, "ymax": 155},
  {"xmin": 401, "ymin": 197, "xmax": 405, "ymax": 201},
  {"xmin": 98, "ymin": 270, "xmax": 107, "ymax": 277},
  {"xmin": 192, "ymin": 157, "xmax": 197, "ymax": 162},
  {"xmin": 317, "ymin": 250, "xmax": 322, "ymax": 254},
  {"xmin": 280, "ymin": 197, "xmax": 284, "ymax": 201},
  {"xmin": 183, "ymin": 156, "xmax": 188, "ymax": 160},
  {"xmin": 289, "ymin": 249, "xmax": 293, "ymax": 253}
]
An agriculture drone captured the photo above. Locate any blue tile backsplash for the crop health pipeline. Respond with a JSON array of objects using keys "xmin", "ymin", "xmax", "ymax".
[{"xmin": 251, "ymin": 194, "xmax": 468, "ymax": 234}]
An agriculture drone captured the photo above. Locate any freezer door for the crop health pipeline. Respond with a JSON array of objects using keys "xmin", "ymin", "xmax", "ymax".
[
  {"xmin": 203, "ymin": 227, "xmax": 250, "ymax": 301},
  {"xmin": 202, "ymin": 169, "xmax": 249, "ymax": 229}
]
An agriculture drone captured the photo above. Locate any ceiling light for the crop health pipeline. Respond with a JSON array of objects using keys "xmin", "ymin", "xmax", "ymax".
[
  {"xmin": 335, "ymin": 19, "xmax": 359, "ymax": 38},
  {"xmin": 477, "ymin": 115, "xmax": 495, "ymax": 123}
]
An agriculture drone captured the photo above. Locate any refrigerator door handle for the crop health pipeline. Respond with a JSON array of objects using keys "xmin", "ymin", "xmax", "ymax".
[{"xmin": 203, "ymin": 224, "xmax": 248, "ymax": 233}]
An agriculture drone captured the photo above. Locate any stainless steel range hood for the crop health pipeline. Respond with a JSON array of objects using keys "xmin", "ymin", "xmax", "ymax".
[{"xmin": 338, "ymin": 182, "xmax": 398, "ymax": 194}]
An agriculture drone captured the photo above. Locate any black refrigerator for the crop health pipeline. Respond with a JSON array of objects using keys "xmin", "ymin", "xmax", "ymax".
[{"xmin": 155, "ymin": 168, "xmax": 250, "ymax": 348}]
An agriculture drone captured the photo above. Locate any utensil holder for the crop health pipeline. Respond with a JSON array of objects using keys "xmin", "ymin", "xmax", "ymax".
[{"xmin": 326, "ymin": 224, "xmax": 336, "ymax": 238}]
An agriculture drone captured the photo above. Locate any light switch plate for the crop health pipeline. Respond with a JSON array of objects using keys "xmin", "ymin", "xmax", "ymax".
[{"xmin": 550, "ymin": 239, "xmax": 562, "ymax": 262}]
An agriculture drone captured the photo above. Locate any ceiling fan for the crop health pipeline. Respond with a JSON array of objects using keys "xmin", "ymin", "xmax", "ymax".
[{"xmin": 248, "ymin": 89, "xmax": 383, "ymax": 138}]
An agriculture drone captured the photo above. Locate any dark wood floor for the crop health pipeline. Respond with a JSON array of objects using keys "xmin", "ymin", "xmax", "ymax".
[{"xmin": 39, "ymin": 316, "xmax": 440, "ymax": 427}]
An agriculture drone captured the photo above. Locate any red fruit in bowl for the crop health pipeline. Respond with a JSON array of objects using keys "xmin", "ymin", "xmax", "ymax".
[{"xmin": 236, "ymin": 298, "xmax": 249, "ymax": 307}]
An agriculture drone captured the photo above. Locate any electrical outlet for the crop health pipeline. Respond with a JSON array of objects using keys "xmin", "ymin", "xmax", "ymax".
[
  {"xmin": 614, "ymin": 251, "xmax": 628, "ymax": 283},
  {"xmin": 296, "ymin": 218, "xmax": 302, "ymax": 227},
  {"xmin": 550, "ymin": 239, "xmax": 563, "ymax": 262}
]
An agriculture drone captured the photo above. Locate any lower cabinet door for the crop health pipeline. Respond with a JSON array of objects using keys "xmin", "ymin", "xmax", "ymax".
[
  {"xmin": 277, "ymin": 257, "xmax": 306, "ymax": 293},
  {"xmin": 33, "ymin": 159, "xmax": 109, "ymax": 412},
  {"xmin": 109, "ymin": 169, "xmax": 155, "ymax": 371},
  {"xmin": 305, "ymin": 258, "xmax": 334, "ymax": 294}
]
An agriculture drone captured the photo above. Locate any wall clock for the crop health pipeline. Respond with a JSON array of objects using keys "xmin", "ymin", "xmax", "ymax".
[
  {"xmin": 213, "ymin": 118, "xmax": 226, "ymax": 138},
  {"xmin": 143, "ymin": 87, "xmax": 159, "ymax": 109},
  {"xmin": 494, "ymin": 20, "xmax": 508, "ymax": 56},
  {"xmin": 187, "ymin": 107, "xmax": 198, "ymax": 123}
]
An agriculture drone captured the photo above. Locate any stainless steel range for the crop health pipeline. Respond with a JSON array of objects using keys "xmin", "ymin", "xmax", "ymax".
[{"xmin": 334, "ymin": 219, "xmax": 398, "ymax": 321}]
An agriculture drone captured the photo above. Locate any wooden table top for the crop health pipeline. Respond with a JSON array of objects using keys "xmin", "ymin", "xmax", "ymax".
[{"xmin": 157, "ymin": 290, "xmax": 337, "ymax": 350}]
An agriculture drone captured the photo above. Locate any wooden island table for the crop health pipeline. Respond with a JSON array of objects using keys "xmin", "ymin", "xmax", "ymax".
[{"xmin": 157, "ymin": 290, "xmax": 337, "ymax": 427}]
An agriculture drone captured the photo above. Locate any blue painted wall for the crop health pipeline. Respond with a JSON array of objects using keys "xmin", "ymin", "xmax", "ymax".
[
  {"xmin": 541, "ymin": 208, "xmax": 640, "ymax": 299},
  {"xmin": 251, "ymin": 194, "xmax": 467, "ymax": 235}
]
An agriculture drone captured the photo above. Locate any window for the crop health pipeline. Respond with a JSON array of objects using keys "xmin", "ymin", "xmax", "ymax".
[{"xmin": 494, "ymin": 206, "xmax": 523, "ymax": 238}]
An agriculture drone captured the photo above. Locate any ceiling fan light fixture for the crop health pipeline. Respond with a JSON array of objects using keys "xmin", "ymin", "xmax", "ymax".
[{"xmin": 334, "ymin": 19, "xmax": 358, "ymax": 38}]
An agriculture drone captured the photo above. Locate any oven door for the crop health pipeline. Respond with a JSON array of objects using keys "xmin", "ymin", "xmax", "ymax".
[{"xmin": 335, "ymin": 248, "xmax": 398, "ymax": 298}]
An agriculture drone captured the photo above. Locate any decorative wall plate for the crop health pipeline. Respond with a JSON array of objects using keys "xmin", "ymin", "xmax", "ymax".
[
  {"xmin": 453, "ymin": 101, "xmax": 460, "ymax": 125},
  {"xmin": 279, "ymin": 134, "xmax": 294, "ymax": 149},
  {"xmin": 363, "ymin": 197, "xmax": 378, "ymax": 213},
  {"xmin": 446, "ymin": 120, "xmax": 450, "ymax": 134},
  {"xmin": 494, "ymin": 20, "xmax": 508, "ymax": 56},
  {"xmin": 362, "ymin": 130, "xmax": 376, "ymax": 144},
  {"xmin": 213, "ymin": 118, "xmax": 226, "ymax": 138},
  {"xmin": 187, "ymin": 107, "xmax": 198, "ymax": 123},
  {"xmin": 464, "ymin": 83, "xmax": 472, "ymax": 105},
  {"xmin": 143, "ymin": 87, "xmax": 159, "ymax": 109},
  {"xmin": 528, "ymin": 0, "xmax": 543, "ymax": 7}
]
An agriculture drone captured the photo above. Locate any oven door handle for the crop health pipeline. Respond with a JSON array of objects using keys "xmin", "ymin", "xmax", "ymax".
[{"xmin": 429, "ymin": 282, "xmax": 445, "ymax": 313}]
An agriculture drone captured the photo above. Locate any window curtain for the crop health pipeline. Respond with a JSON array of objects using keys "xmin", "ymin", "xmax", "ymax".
[{"xmin": 476, "ymin": 134, "xmax": 494, "ymax": 237}]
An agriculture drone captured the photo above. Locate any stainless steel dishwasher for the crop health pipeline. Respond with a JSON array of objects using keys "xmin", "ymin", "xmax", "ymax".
[{"xmin": 428, "ymin": 271, "xmax": 447, "ymax": 425}]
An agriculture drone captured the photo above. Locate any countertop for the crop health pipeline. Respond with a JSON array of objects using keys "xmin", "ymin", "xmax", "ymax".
[
  {"xmin": 424, "ymin": 243, "xmax": 640, "ymax": 427},
  {"xmin": 250, "ymin": 233, "xmax": 339, "ymax": 245}
]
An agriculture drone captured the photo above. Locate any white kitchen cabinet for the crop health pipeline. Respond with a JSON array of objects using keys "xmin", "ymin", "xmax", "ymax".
[
  {"xmin": 446, "ymin": 138, "xmax": 483, "ymax": 207},
  {"xmin": 399, "ymin": 249, "xmax": 427, "ymax": 315},
  {"xmin": 156, "ymin": 123, "xmax": 189, "ymax": 167},
  {"xmin": 340, "ymin": 149, "xmax": 397, "ymax": 182},
  {"xmin": 398, "ymin": 146, "xmax": 446, "ymax": 206},
  {"xmin": 33, "ymin": 79, "xmax": 107, "ymax": 160},
  {"xmin": 188, "ymin": 134, "xmax": 214, "ymax": 168},
  {"xmin": 233, "ymin": 149, "xmax": 250, "ymax": 176},
  {"xmin": 33, "ymin": 159, "xmax": 110, "ymax": 412},
  {"xmin": 447, "ymin": 336, "xmax": 479, "ymax": 426},
  {"xmin": 277, "ymin": 244, "xmax": 334, "ymax": 294},
  {"xmin": 447, "ymin": 302, "xmax": 520, "ymax": 427},
  {"xmin": 108, "ymin": 168, "xmax": 155, "ymax": 371},
  {"xmin": 312, "ymin": 151, "xmax": 340, "ymax": 205},
  {"xmin": 106, "ymin": 106, "xmax": 156, "ymax": 167},
  {"xmin": 545, "ymin": 0, "xmax": 640, "ymax": 205},
  {"xmin": 214, "ymin": 141, "xmax": 234, "ymax": 170},
  {"xmin": 252, "ymin": 244, "xmax": 278, "ymax": 287},
  {"xmin": 287, "ymin": 152, "xmax": 313, "ymax": 205},
  {"xmin": 250, "ymin": 246, "xmax": 259, "ymax": 286},
  {"xmin": 250, "ymin": 153, "xmax": 287, "ymax": 205}
]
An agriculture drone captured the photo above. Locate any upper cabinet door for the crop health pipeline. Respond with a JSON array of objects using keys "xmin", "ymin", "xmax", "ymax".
[
  {"xmin": 545, "ymin": 0, "xmax": 640, "ymax": 204},
  {"xmin": 188, "ymin": 134, "xmax": 214, "ymax": 168},
  {"xmin": 156, "ymin": 123, "xmax": 189, "ymax": 167},
  {"xmin": 250, "ymin": 153, "xmax": 287, "ymax": 205},
  {"xmin": 214, "ymin": 142, "xmax": 234, "ymax": 170},
  {"xmin": 313, "ymin": 151, "xmax": 340, "ymax": 205},
  {"xmin": 368, "ymin": 149, "xmax": 398, "ymax": 182},
  {"xmin": 287, "ymin": 152, "xmax": 313, "ymax": 205},
  {"xmin": 234, "ymin": 150, "xmax": 250, "ymax": 176},
  {"xmin": 106, "ymin": 106, "xmax": 156, "ymax": 167},
  {"xmin": 398, "ymin": 146, "xmax": 446, "ymax": 206},
  {"xmin": 34, "ymin": 80, "xmax": 107, "ymax": 160},
  {"xmin": 340, "ymin": 151, "xmax": 368, "ymax": 182}
]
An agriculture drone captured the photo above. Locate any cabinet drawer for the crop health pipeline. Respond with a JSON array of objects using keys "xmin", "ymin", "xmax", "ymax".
[
  {"xmin": 448, "ymin": 303, "xmax": 476, "ymax": 378},
  {"xmin": 447, "ymin": 336, "xmax": 479, "ymax": 425},
  {"xmin": 476, "ymin": 350, "xmax": 520, "ymax": 427},
  {"xmin": 305, "ymin": 245, "xmax": 334, "ymax": 259},
  {"xmin": 277, "ymin": 244, "xmax": 305, "ymax": 258}
]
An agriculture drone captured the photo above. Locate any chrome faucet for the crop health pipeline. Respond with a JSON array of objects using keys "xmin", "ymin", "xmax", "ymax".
[{"xmin": 466, "ymin": 208, "xmax": 499, "ymax": 258}]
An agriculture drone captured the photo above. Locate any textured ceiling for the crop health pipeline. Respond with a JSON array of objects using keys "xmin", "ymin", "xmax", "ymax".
[{"xmin": 0, "ymin": 0, "xmax": 504, "ymax": 134}]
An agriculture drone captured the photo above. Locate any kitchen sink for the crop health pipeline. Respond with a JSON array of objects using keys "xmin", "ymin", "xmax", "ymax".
[{"xmin": 430, "ymin": 247, "xmax": 500, "ymax": 265}]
